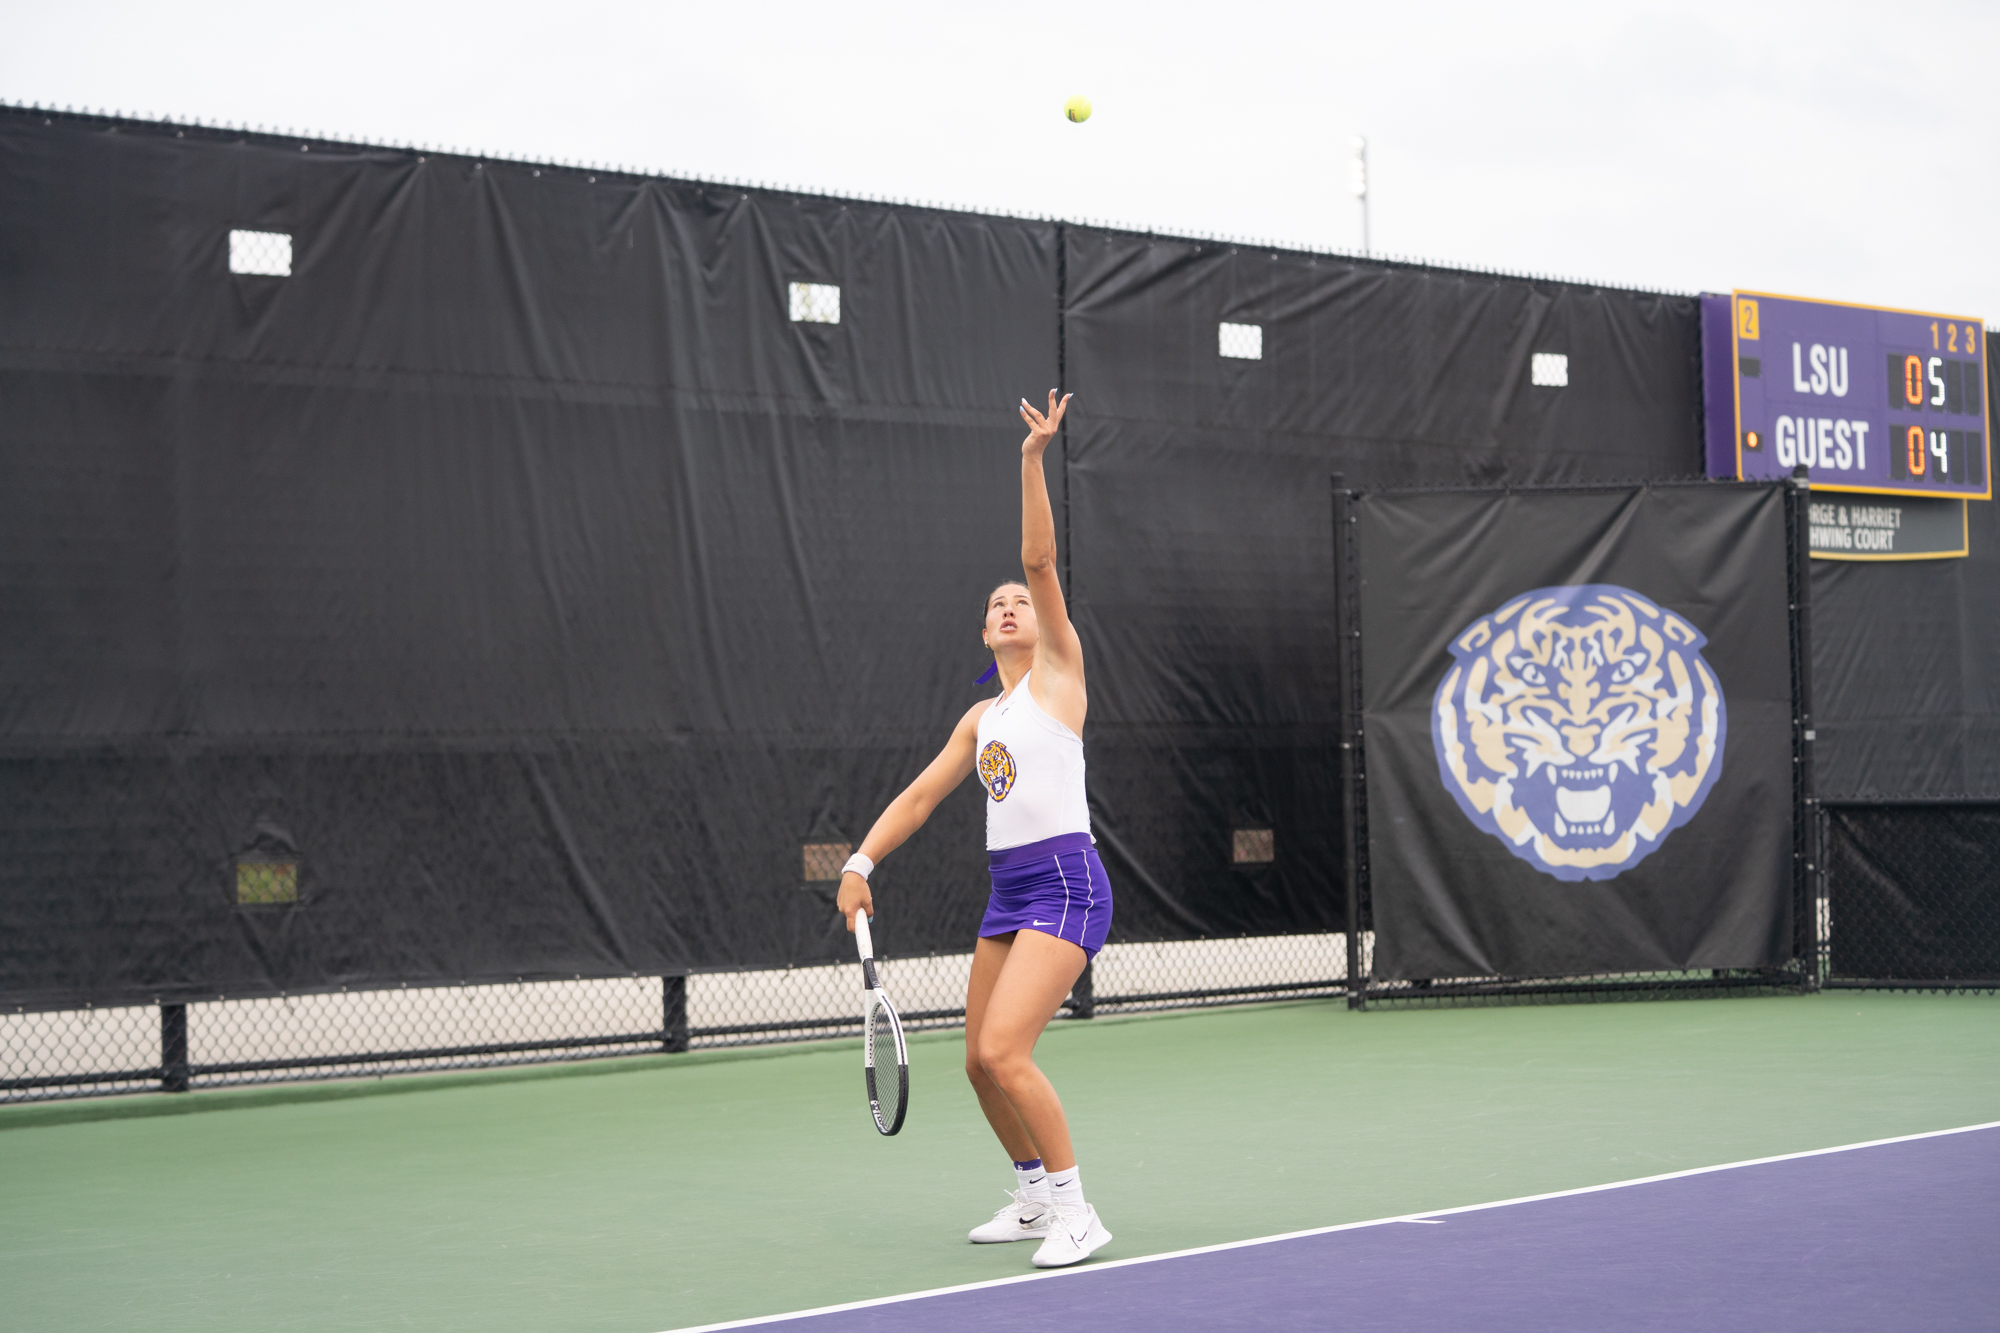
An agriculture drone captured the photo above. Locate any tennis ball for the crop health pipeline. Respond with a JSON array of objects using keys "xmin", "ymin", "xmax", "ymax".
[{"xmin": 1064, "ymin": 95, "xmax": 1092, "ymax": 124}]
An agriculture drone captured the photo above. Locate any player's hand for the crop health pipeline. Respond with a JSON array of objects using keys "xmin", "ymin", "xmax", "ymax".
[
  {"xmin": 837, "ymin": 871, "xmax": 874, "ymax": 932},
  {"xmin": 1019, "ymin": 389, "xmax": 1070, "ymax": 457}
]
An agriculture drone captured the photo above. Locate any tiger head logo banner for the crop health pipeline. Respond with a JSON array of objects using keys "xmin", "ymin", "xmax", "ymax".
[{"xmin": 1430, "ymin": 585, "xmax": 1726, "ymax": 882}]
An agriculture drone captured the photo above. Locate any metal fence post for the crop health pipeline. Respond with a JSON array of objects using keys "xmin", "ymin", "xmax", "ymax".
[
  {"xmin": 1815, "ymin": 804, "xmax": 1832, "ymax": 988},
  {"xmin": 1787, "ymin": 465, "xmax": 1820, "ymax": 994},
  {"xmin": 160, "ymin": 1003, "xmax": 189, "ymax": 1092},
  {"xmin": 1333, "ymin": 476, "xmax": 1367, "ymax": 1010},
  {"xmin": 1069, "ymin": 961, "xmax": 1094, "ymax": 1019},
  {"xmin": 662, "ymin": 975, "xmax": 689, "ymax": 1053}
]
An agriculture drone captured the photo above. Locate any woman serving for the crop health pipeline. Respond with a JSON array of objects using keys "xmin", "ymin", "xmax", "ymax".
[{"xmin": 836, "ymin": 389, "xmax": 1113, "ymax": 1269}]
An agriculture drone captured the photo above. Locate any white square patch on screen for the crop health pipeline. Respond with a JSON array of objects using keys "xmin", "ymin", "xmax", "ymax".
[
  {"xmin": 229, "ymin": 230, "xmax": 292, "ymax": 276},
  {"xmin": 789, "ymin": 282, "xmax": 840, "ymax": 324},
  {"xmin": 1531, "ymin": 352, "xmax": 1569, "ymax": 387},
  {"xmin": 1219, "ymin": 322, "xmax": 1263, "ymax": 360}
]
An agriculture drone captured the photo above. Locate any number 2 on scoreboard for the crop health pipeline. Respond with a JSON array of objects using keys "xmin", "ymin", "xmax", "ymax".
[{"xmin": 1931, "ymin": 322, "xmax": 1978, "ymax": 357}]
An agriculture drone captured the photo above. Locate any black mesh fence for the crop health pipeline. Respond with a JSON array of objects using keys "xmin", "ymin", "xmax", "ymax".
[
  {"xmin": 1, "ymin": 935, "xmax": 1358, "ymax": 1104},
  {"xmin": 1825, "ymin": 804, "xmax": 2000, "ymax": 990}
]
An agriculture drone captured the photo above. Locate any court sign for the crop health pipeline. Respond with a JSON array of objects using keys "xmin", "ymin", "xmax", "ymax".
[
  {"xmin": 1701, "ymin": 291, "xmax": 1989, "ymax": 559},
  {"xmin": 1806, "ymin": 494, "xmax": 1966, "ymax": 561}
]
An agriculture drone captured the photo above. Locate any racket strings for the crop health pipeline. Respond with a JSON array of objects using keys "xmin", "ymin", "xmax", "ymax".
[{"xmin": 864, "ymin": 998, "xmax": 909, "ymax": 1133}]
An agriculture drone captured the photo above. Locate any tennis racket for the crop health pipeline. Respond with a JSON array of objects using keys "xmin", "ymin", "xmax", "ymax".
[{"xmin": 853, "ymin": 911, "xmax": 909, "ymax": 1136}]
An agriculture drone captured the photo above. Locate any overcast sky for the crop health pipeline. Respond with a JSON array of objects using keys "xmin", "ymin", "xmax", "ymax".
[{"xmin": 6, "ymin": 0, "xmax": 1995, "ymax": 321}]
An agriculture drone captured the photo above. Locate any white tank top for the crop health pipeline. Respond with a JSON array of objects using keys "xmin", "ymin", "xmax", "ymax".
[{"xmin": 974, "ymin": 671, "xmax": 1092, "ymax": 851}]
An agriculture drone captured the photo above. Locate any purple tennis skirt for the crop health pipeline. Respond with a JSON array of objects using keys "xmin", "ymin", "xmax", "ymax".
[{"xmin": 979, "ymin": 832, "xmax": 1114, "ymax": 959}]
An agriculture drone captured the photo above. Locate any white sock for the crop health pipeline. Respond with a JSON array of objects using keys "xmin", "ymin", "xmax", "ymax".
[
  {"xmin": 1045, "ymin": 1164, "xmax": 1085, "ymax": 1215},
  {"xmin": 1013, "ymin": 1158, "xmax": 1050, "ymax": 1208}
]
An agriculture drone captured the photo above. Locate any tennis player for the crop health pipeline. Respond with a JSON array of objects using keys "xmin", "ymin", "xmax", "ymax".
[{"xmin": 836, "ymin": 389, "xmax": 1113, "ymax": 1268}]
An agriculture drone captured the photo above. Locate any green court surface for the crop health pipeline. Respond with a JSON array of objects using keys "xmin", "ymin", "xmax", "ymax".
[{"xmin": 3, "ymin": 992, "xmax": 1995, "ymax": 1333}]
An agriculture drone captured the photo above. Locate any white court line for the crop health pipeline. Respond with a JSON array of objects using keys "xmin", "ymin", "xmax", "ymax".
[{"xmin": 662, "ymin": 1119, "xmax": 2000, "ymax": 1333}]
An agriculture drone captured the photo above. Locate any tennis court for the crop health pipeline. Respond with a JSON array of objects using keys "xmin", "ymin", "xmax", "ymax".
[
  {"xmin": 734, "ymin": 1126, "xmax": 1998, "ymax": 1332},
  {"xmin": 5, "ymin": 990, "xmax": 1995, "ymax": 1332}
]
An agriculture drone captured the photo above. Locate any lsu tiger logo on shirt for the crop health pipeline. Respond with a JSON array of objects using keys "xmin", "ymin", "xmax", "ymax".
[
  {"xmin": 977, "ymin": 740, "xmax": 1017, "ymax": 802},
  {"xmin": 1430, "ymin": 584, "xmax": 1726, "ymax": 882}
]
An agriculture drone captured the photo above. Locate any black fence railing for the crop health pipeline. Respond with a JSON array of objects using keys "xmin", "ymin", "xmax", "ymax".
[
  {"xmin": 9, "ymin": 792, "xmax": 1995, "ymax": 1106},
  {"xmin": 2, "ymin": 932, "xmax": 1358, "ymax": 1103}
]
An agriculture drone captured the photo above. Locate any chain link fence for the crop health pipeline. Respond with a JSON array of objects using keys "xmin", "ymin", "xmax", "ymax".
[
  {"xmin": 10, "ymin": 802, "xmax": 1992, "ymax": 1105},
  {"xmin": 2, "ymin": 932, "xmax": 1360, "ymax": 1104}
]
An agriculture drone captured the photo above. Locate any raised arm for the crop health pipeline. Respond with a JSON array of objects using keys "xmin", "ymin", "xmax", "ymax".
[
  {"xmin": 1018, "ymin": 391, "xmax": 1084, "ymax": 690},
  {"xmin": 835, "ymin": 699, "xmax": 989, "ymax": 930}
]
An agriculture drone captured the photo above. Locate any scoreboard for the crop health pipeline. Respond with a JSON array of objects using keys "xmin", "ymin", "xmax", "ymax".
[{"xmin": 1702, "ymin": 291, "xmax": 1991, "ymax": 501}]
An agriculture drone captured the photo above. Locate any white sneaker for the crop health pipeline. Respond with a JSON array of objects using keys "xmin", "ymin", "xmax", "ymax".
[
  {"xmin": 968, "ymin": 1190, "xmax": 1052, "ymax": 1243},
  {"xmin": 1030, "ymin": 1203, "xmax": 1112, "ymax": 1267}
]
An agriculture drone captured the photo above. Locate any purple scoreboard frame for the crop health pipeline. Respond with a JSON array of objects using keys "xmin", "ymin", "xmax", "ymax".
[{"xmin": 1701, "ymin": 291, "xmax": 1991, "ymax": 501}]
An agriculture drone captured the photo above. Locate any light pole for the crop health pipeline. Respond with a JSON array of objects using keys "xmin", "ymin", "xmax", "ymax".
[{"xmin": 1349, "ymin": 136, "xmax": 1369, "ymax": 257}]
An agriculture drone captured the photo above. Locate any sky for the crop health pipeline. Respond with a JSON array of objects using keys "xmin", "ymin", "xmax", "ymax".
[{"xmin": 5, "ymin": 0, "xmax": 1996, "ymax": 320}]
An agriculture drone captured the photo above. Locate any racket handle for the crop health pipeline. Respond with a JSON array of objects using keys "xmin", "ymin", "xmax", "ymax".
[{"xmin": 854, "ymin": 910, "xmax": 873, "ymax": 962}]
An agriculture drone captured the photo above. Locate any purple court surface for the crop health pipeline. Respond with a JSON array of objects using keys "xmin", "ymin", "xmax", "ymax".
[{"xmin": 689, "ymin": 1125, "xmax": 1999, "ymax": 1333}]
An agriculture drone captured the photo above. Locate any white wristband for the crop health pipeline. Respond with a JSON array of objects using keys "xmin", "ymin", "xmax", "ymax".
[{"xmin": 842, "ymin": 852, "xmax": 875, "ymax": 881}]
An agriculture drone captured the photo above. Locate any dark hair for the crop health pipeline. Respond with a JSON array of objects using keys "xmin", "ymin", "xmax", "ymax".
[{"xmin": 983, "ymin": 579, "xmax": 1029, "ymax": 619}]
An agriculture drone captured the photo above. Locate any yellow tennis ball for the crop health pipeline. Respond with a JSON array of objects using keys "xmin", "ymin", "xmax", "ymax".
[{"xmin": 1064, "ymin": 95, "xmax": 1092, "ymax": 124}]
